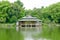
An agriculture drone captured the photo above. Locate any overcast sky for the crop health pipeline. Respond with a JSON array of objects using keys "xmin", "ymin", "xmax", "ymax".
[{"xmin": 1, "ymin": 0, "xmax": 60, "ymax": 9}]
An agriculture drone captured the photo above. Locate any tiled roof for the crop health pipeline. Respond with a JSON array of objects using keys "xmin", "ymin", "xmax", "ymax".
[{"xmin": 18, "ymin": 15, "xmax": 41, "ymax": 21}]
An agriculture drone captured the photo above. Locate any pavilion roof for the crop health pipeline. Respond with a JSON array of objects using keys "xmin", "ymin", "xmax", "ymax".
[{"xmin": 18, "ymin": 15, "xmax": 42, "ymax": 21}]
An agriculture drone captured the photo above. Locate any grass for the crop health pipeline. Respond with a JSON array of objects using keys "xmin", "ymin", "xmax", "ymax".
[{"xmin": 0, "ymin": 24, "xmax": 24, "ymax": 40}]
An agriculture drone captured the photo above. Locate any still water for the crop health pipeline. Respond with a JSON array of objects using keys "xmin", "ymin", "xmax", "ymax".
[{"xmin": 20, "ymin": 27, "xmax": 49, "ymax": 40}]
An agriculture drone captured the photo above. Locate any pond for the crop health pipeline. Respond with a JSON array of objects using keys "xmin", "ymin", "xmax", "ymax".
[
  {"xmin": 20, "ymin": 27, "xmax": 50, "ymax": 40},
  {"xmin": 0, "ymin": 28, "xmax": 24, "ymax": 40},
  {"xmin": 0, "ymin": 27, "xmax": 50, "ymax": 40}
]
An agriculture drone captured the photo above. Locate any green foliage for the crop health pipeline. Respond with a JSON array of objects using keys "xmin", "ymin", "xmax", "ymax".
[
  {"xmin": 0, "ymin": 0, "xmax": 24, "ymax": 23},
  {"xmin": 0, "ymin": 0, "xmax": 60, "ymax": 24},
  {"xmin": 41, "ymin": 2, "xmax": 60, "ymax": 23},
  {"xmin": 25, "ymin": 2, "xmax": 60, "ymax": 23}
]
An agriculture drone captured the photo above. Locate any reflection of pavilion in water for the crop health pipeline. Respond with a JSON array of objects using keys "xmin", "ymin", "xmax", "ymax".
[{"xmin": 16, "ymin": 15, "xmax": 42, "ymax": 31}]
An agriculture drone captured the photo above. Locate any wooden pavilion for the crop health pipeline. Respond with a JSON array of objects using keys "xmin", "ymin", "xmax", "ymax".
[{"xmin": 16, "ymin": 15, "xmax": 42, "ymax": 31}]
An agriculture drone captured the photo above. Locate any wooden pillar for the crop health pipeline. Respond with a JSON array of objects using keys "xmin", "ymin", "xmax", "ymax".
[
  {"xmin": 30, "ymin": 24, "xmax": 32, "ymax": 30},
  {"xmin": 31, "ymin": 24, "xmax": 32, "ymax": 28},
  {"xmin": 25, "ymin": 24, "xmax": 27, "ymax": 31},
  {"xmin": 36, "ymin": 24, "xmax": 38, "ymax": 30}
]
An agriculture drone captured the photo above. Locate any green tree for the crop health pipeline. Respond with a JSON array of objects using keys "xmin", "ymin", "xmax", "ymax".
[{"xmin": 0, "ymin": 0, "xmax": 24, "ymax": 23}]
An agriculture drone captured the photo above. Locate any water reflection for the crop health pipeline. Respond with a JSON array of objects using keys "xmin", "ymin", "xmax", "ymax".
[{"xmin": 20, "ymin": 27, "xmax": 42, "ymax": 40}]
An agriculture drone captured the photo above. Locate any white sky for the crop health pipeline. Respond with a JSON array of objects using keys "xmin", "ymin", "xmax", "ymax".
[{"xmin": 1, "ymin": 0, "xmax": 60, "ymax": 9}]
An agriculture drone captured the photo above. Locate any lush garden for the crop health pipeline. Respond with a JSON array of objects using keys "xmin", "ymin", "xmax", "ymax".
[{"xmin": 0, "ymin": 0, "xmax": 60, "ymax": 40}]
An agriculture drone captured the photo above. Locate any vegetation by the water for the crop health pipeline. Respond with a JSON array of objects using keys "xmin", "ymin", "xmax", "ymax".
[{"xmin": 0, "ymin": 28, "xmax": 24, "ymax": 40}]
